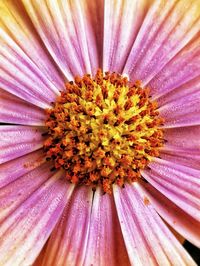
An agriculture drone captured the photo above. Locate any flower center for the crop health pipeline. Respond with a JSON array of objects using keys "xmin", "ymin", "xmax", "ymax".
[{"xmin": 43, "ymin": 69, "xmax": 164, "ymax": 193}]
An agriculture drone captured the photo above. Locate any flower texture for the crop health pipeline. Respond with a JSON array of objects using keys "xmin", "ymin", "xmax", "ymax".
[{"xmin": 0, "ymin": 0, "xmax": 200, "ymax": 265}]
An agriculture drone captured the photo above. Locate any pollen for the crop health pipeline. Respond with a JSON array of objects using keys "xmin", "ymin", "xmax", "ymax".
[{"xmin": 43, "ymin": 69, "xmax": 164, "ymax": 194}]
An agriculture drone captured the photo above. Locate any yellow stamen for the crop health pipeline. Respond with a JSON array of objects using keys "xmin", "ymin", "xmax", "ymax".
[{"xmin": 43, "ymin": 69, "xmax": 164, "ymax": 194}]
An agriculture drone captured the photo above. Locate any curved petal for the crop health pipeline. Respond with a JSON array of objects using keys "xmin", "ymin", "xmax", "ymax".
[
  {"xmin": 0, "ymin": 0, "xmax": 64, "ymax": 89},
  {"xmin": 142, "ymin": 158, "xmax": 200, "ymax": 221},
  {"xmin": 103, "ymin": 0, "xmax": 149, "ymax": 73},
  {"xmin": 0, "ymin": 125, "xmax": 45, "ymax": 164},
  {"xmin": 163, "ymin": 126, "xmax": 200, "ymax": 151},
  {"xmin": 0, "ymin": 161, "xmax": 54, "ymax": 223},
  {"xmin": 157, "ymin": 75, "xmax": 200, "ymax": 107},
  {"xmin": 139, "ymin": 181, "xmax": 200, "ymax": 248},
  {"xmin": 39, "ymin": 186, "xmax": 93, "ymax": 266},
  {"xmin": 39, "ymin": 186, "xmax": 129, "ymax": 266},
  {"xmin": 123, "ymin": 0, "xmax": 200, "ymax": 86},
  {"xmin": 161, "ymin": 127, "xmax": 200, "ymax": 169},
  {"xmin": 83, "ymin": 188, "xmax": 130, "ymax": 266},
  {"xmin": 159, "ymin": 92, "xmax": 200, "ymax": 128},
  {"xmin": 22, "ymin": 0, "xmax": 100, "ymax": 79},
  {"xmin": 0, "ymin": 171, "xmax": 74, "ymax": 266},
  {"xmin": 0, "ymin": 149, "xmax": 45, "ymax": 188},
  {"xmin": 149, "ymin": 33, "xmax": 200, "ymax": 100},
  {"xmin": 113, "ymin": 183, "xmax": 196, "ymax": 266},
  {"xmin": 0, "ymin": 27, "xmax": 59, "ymax": 108},
  {"xmin": 0, "ymin": 89, "xmax": 45, "ymax": 126}
]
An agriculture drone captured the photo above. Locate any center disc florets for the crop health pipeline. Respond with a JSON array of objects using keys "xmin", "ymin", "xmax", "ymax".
[{"xmin": 43, "ymin": 69, "xmax": 164, "ymax": 193}]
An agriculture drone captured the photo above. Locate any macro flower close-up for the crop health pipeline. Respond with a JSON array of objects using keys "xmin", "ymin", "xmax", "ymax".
[{"xmin": 0, "ymin": 0, "xmax": 200, "ymax": 265}]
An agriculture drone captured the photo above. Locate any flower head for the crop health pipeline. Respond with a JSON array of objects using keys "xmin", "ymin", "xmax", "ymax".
[{"xmin": 0, "ymin": 0, "xmax": 200, "ymax": 265}]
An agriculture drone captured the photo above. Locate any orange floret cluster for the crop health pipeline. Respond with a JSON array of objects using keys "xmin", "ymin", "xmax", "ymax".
[{"xmin": 43, "ymin": 69, "xmax": 164, "ymax": 193}]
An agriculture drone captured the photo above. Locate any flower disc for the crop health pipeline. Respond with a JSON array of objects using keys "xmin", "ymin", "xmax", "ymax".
[{"xmin": 43, "ymin": 69, "xmax": 164, "ymax": 193}]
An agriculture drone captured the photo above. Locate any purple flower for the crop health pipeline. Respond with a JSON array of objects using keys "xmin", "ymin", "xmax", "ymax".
[{"xmin": 0, "ymin": 1, "xmax": 200, "ymax": 265}]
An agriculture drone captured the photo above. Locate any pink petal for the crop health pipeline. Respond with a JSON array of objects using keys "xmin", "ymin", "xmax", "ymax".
[
  {"xmin": 159, "ymin": 92, "xmax": 200, "ymax": 128},
  {"xmin": 0, "ymin": 126, "xmax": 45, "ymax": 164},
  {"xmin": 124, "ymin": 0, "xmax": 200, "ymax": 84},
  {"xmin": 0, "ymin": 149, "xmax": 45, "ymax": 188},
  {"xmin": 22, "ymin": 0, "xmax": 100, "ymax": 79},
  {"xmin": 39, "ymin": 186, "xmax": 93, "ymax": 266},
  {"xmin": 161, "ymin": 126, "xmax": 200, "ymax": 167},
  {"xmin": 103, "ymin": 0, "xmax": 149, "ymax": 73},
  {"xmin": 113, "ymin": 183, "xmax": 196, "ymax": 265},
  {"xmin": 149, "ymin": 34, "xmax": 200, "ymax": 100},
  {"xmin": 0, "ymin": 89, "xmax": 45, "ymax": 126},
  {"xmin": 161, "ymin": 153, "xmax": 200, "ymax": 171},
  {"xmin": 157, "ymin": 75, "xmax": 200, "ymax": 107},
  {"xmin": 139, "ymin": 181, "xmax": 200, "ymax": 248},
  {"xmin": 142, "ymin": 158, "xmax": 200, "ymax": 221},
  {"xmin": 0, "ymin": 28, "xmax": 61, "ymax": 108},
  {"xmin": 83, "ymin": 188, "xmax": 130, "ymax": 266},
  {"xmin": 38, "ymin": 186, "xmax": 129, "ymax": 266},
  {"xmin": 0, "ymin": 171, "xmax": 74, "ymax": 266},
  {"xmin": 164, "ymin": 126, "xmax": 200, "ymax": 151},
  {"xmin": 0, "ymin": 1, "xmax": 64, "ymax": 89},
  {"xmin": 0, "ymin": 162, "xmax": 54, "ymax": 223}
]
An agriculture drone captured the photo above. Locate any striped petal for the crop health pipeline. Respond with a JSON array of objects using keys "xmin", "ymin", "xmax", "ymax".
[
  {"xmin": 149, "ymin": 33, "xmax": 200, "ymax": 100},
  {"xmin": 0, "ymin": 0, "xmax": 64, "ymax": 89},
  {"xmin": 160, "ymin": 126, "xmax": 200, "ymax": 169},
  {"xmin": 0, "ymin": 126, "xmax": 45, "ymax": 164},
  {"xmin": 157, "ymin": 75, "xmax": 200, "ymax": 107},
  {"xmin": 0, "ymin": 2, "xmax": 64, "ymax": 108},
  {"xmin": 37, "ymin": 186, "xmax": 129, "ymax": 266},
  {"xmin": 113, "ymin": 183, "xmax": 196, "ymax": 266},
  {"xmin": 0, "ymin": 149, "xmax": 45, "ymax": 188},
  {"xmin": 142, "ymin": 158, "xmax": 200, "ymax": 221},
  {"xmin": 0, "ymin": 89, "xmax": 45, "ymax": 126},
  {"xmin": 159, "ymin": 92, "xmax": 200, "ymax": 128},
  {"xmin": 0, "ymin": 161, "xmax": 54, "ymax": 223},
  {"xmin": 39, "ymin": 186, "xmax": 93, "ymax": 266},
  {"xmin": 103, "ymin": 0, "xmax": 149, "ymax": 73},
  {"xmin": 0, "ymin": 171, "xmax": 74, "ymax": 266},
  {"xmin": 123, "ymin": 0, "xmax": 200, "ymax": 86},
  {"xmin": 83, "ymin": 188, "xmax": 130, "ymax": 266},
  {"xmin": 139, "ymin": 181, "xmax": 200, "ymax": 248},
  {"xmin": 163, "ymin": 126, "xmax": 200, "ymax": 151},
  {"xmin": 22, "ymin": 0, "xmax": 100, "ymax": 79}
]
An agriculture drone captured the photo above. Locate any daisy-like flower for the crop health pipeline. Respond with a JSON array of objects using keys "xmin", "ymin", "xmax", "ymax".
[{"xmin": 0, "ymin": 0, "xmax": 200, "ymax": 265}]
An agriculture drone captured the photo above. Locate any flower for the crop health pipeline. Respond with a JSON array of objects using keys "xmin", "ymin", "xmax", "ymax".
[{"xmin": 0, "ymin": 0, "xmax": 200, "ymax": 265}]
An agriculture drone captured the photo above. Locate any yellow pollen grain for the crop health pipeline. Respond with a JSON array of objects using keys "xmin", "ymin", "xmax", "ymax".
[{"xmin": 43, "ymin": 69, "xmax": 164, "ymax": 194}]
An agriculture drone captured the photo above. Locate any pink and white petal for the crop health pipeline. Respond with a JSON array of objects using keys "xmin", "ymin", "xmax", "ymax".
[
  {"xmin": 83, "ymin": 187, "xmax": 130, "ymax": 266},
  {"xmin": 160, "ymin": 152, "xmax": 200, "ymax": 171},
  {"xmin": 113, "ymin": 183, "xmax": 196, "ymax": 266},
  {"xmin": 0, "ymin": 89, "xmax": 45, "ymax": 126},
  {"xmin": 0, "ymin": 28, "xmax": 60, "ymax": 108},
  {"xmin": 159, "ymin": 92, "xmax": 200, "ymax": 128},
  {"xmin": 124, "ymin": 0, "xmax": 200, "ymax": 85},
  {"xmin": 149, "ymin": 33, "xmax": 200, "ymax": 100},
  {"xmin": 64, "ymin": 0, "xmax": 101, "ymax": 74},
  {"xmin": 0, "ymin": 161, "xmax": 53, "ymax": 223},
  {"xmin": 103, "ymin": 0, "xmax": 149, "ymax": 73},
  {"xmin": 163, "ymin": 126, "xmax": 200, "ymax": 151},
  {"xmin": 22, "ymin": 0, "xmax": 99, "ymax": 79},
  {"xmin": 0, "ymin": 125, "xmax": 45, "ymax": 164},
  {"xmin": 0, "ymin": 149, "xmax": 46, "ymax": 188},
  {"xmin": 84, "ymin": 0, "xmax": 104, "ymax": 67},
  {"xmin": 139, "ymin": 181, "xmax": 200, "ymax": 248},
  {"xmin": 157, "ymin": 75, "xmax": 200, "ymax": 107},
  {"xmin": 141, "ymin": 158, "xmax": 200, "ymax": 221},
  {"xmin": 0, "ymin": 0, "xmax": 64, "ymax": 89},
  {"xmin": 40, "ymin": 186, "xmax": 93, "ymax": 266},
  {"xmin": 0, "ymin": 171, "xmax": 74, "ymax": 266}
]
